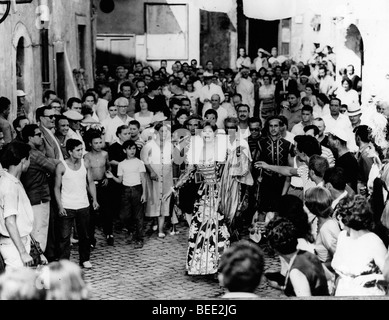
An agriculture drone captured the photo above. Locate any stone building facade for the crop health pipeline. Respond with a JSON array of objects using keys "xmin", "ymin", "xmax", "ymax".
[{"xmin": 0, "ymin": 0, "xmax": 96, "ymax": 120}]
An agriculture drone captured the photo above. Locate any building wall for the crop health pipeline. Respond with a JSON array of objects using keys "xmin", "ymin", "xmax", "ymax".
[
  {"xmin": 0, "ymin": 0, "xmax": 95, "ymax": 121},
  {"xmin": 95, "ymin": 0, "xmax": 237, "ymax": 72}
]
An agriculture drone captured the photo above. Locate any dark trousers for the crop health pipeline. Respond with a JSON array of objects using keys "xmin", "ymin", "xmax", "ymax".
[
  {"xmin": 89, "ymin": 182, "xmax": 109, "ymax": 240},
  {"xmin": 58, "ymin": 207, "xmax": 90, "ymax": 264},
  {"xmin": 107, "ymin": 180, "xmax": 122, "ymax": 231},
  {"xmin": 120, "ymin": 185, "xmax": 144, "ymax": 241},
  {"xmin": 258, "ymin": 174, "xmax": 285, "ymax": 213}
]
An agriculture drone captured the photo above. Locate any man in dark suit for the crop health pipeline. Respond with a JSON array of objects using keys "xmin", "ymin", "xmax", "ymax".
[
  {"xmin": 36, "ymin": 106, "xmax": 62, "ymax": 160},
  {"xmin": 275, "ymin": 67, "xmax": 298, "ymax": 107},
  {"xmin": 36, "ymin": 106, "xmax": 63, "ymax": 263}
]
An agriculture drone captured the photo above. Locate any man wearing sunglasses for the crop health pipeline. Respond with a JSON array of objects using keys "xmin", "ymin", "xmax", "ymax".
[
  {"xmin": 36, "ymin": 106, "xmax": 62, "ymax": 160},
  {"xmin": 21, "ymin": 124, "xmax": 61, "ymax": 255}
]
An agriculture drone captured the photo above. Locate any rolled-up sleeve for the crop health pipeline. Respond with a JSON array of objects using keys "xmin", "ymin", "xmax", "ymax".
[{"xmin": 2, "ymin": 181, "xmax": 19, "ymax": 219}]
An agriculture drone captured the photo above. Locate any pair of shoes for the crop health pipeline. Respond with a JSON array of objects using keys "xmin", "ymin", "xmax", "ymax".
[
  {"xmin": 158, "ymin": 232, "xmax": 166, "ymax": 238},
  {"xmin": 106, "ymin": 235, "xmax": 114, "ymax": 246},
  {"xmin": 170, "ymin": 229, "xmax": 180, "ymax": 235},
  {"xmin": 134, "ymin": 240, "xmax": 144, "ymax": 249},
  {"xmin": 71, "ymin": 237, "xmax": 79, "ymax": 244},
  {"xmin": 82, "ymin": 261, "xmax": 93, "ymax": 269},
  {"xmin": 152, "ymin": 225, "xmax": 158, "ymax": 231}
]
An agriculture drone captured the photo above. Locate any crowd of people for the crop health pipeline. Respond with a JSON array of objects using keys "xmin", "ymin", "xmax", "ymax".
[{"xmin": 1, "ymin": 44, "xmax": 389, "ymax": 299}]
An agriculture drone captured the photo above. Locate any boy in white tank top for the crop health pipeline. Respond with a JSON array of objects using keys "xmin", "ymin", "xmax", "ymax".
[{"xmin": 54, "ymin": 139, "xmax": 99, "ymax": 269}]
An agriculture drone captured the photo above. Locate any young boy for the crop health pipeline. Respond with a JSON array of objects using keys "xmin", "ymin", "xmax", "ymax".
[
  {"xmin": 106, "ymin": 140, "xmax": 147, "ymax": 249},
  {"xmin": 84, "ymin": 130, "xmax": 112, "ymax": 246}
]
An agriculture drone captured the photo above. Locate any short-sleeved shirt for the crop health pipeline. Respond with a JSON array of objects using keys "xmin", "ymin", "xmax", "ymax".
[
  {"xmin": 0, "ymin": 171, "xmax": 34, "ymax": 237},
  {"xmin": 117, "ymin": 158, "xmax": 146, "ymax": 187}
]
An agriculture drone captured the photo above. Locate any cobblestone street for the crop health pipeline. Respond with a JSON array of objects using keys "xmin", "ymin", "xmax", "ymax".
[{"xmin": 71, "ymin": 219, "xmax": 284, "ymax": 300}]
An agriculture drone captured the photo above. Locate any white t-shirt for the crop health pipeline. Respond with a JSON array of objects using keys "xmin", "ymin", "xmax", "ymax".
[{"xmin": 117, "ymin": 158, "xmax": 146, "ymax": 187}]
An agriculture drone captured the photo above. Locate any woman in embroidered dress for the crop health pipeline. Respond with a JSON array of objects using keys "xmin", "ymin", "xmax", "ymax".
[{"xmin": 163, "ymin": 122, "xmax": 230, "ymax": 275}]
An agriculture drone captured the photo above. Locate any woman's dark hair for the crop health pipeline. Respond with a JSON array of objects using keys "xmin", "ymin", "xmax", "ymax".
[
  {"xmin": 336, "ymin": 195, "xmax": 374, "ymax": 231},
  {"xmin": 266, "ymin": 217, "xmax": 298, "ymax": 255},
  {"xmin": 115, "ymin": 125, "xmax": 129, "ymax": 138},
  {"xmin": 81, "ymin": 91, "xmax": 97, "ymax": 104},
  {"xmin": 136, "ymin": 94, "xmax": 149, "ymax": 111},
  {"xmin": 305, "ymin": 83, "xmax": 316, "ymax": 94},
  {"xmin": 218, "ymin": 240, "xmax": 264, "ymax": 293},
  {"xmin": 0, "ymin": 142, "xmax": 31, "ymax": 169},
  {"xmin": 317, "ymin": 93, "xmax": 330, "ymax": 105},
  {"xmin": 341, "ymin": 78, "xmax": 353, "ymax": 89}
]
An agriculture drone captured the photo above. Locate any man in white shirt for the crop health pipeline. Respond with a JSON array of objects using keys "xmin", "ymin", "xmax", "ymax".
[
  {"xmin": 322, "ymin": 97, "xmax": 357, "ymax": 153},
  {"xmin": 202, "ymin": 94, "xmax": 228, "ymax": 130},
  {"xmin": 291, "ymin": 105, "xmax": 314, "ymax": 136},
  {"xmin": 0, "ymin": 142, "xmax": 47, "ymax": 269},
  {"xmin": 318, "ymin": 66, "xmax": 336, "ymax": 96},
  {"xmin": 104, "ymin": 97, "xmax": 134, "ymax": 146},
  {"xmin": 199, "ymin": 72, "xmax": 225, "ymax": 112},
  {"xmin": 234, "ymin": 66, "xmax": 255, "ymax": 117},
  {"xmin": 63, "ymin": 110, "xmax": 86, "ymax": 155},
  {"xmin": 96, "ymin": 85, "xmax": 112, "ymax": 122}
]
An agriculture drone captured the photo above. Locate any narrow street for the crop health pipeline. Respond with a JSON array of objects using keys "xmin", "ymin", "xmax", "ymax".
[{"xmin": 74, "ymin": 219, "xmax": 283, "ymax": 300}]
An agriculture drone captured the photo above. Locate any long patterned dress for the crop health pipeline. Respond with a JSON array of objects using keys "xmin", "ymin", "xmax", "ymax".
[{"xmin": 176, "ymin": 162, "xmax": 230, "ymax": 275}]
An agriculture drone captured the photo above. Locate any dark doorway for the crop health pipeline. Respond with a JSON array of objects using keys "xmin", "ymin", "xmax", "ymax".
[
  {"xmin": 200, "ymin": 9, "xmax": 235, "ymax": 69},
  {"xmin": 16, "ymin": 37, "xmax": 25, "ymax": 91},
  {"xmin": 56, "ymin": 52, "xmax": 66, "ymax": 102},
  {"xmin": 248, "ymin": 19, "xmax": 279, "ymax": 60}
]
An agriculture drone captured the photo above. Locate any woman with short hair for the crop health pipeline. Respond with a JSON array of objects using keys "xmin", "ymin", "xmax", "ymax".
[{"xmin": 331, "ymin": 194, "xmax": 388, "ymax": 296}]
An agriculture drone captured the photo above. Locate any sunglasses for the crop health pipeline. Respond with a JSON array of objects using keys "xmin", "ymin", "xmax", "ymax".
[
  {"xmin": 225, "ymin": 127, "xmax": 237, "ymax": 130},
  {"xmin": 43, "ymin": 115, "xmax": 55, "ymax": 119},
  {"xmin": 250, "ymin": 128, "xmax": 261, "ymax": 131},
  {"xmin": 34, "ymin": 133, "xmax": 42, "ymax": 137}
]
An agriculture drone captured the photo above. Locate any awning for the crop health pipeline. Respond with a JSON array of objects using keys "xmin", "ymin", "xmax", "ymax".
[
  {"xmin": 191, "ymin": 0, "xmax": 235, "ymax": 13},
  {"xmin": 242, "ymin": 0, "xmax": 389, "ymax": 20}
]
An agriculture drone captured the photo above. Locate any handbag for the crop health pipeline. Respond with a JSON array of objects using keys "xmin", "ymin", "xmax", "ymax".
[{"xmin": 29, "ymin": 235, "xmax": 44, "ymax": 267}]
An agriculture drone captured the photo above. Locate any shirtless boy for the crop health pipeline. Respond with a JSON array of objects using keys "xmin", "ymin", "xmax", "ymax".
[{"xmin": 84, "ymin": 131, "xmax": 113, "ymax": 246}]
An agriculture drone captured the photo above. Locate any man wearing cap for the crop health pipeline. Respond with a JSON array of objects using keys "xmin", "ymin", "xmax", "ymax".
[
  {"xmin": 348, "ymin": 103, "xmax": 363, "ymax": 129},
  {"xmin": 234, "ymin": 66, "xmax": 255, "ymax": 117},
  {"xmin": 323, "ymin": 97, "xmax": 357, "ymax": 153},
  {"xmin": 327, "ymin": 126, "xmax": 359, "ymax": 192},
  {"xmin": 16, "ymin": 90, "xmax": 32, "ymax": 121},
  {"xmin": 253, "ymin": 48, "xmax": 270, "ymax": 72},
  {"xmin": 63, "ymin": 109, "xmax": 86, "ymax": 155},
  {"xmin": 102, "ymin": 97, "xmax": 134, "ymax": 146}
]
